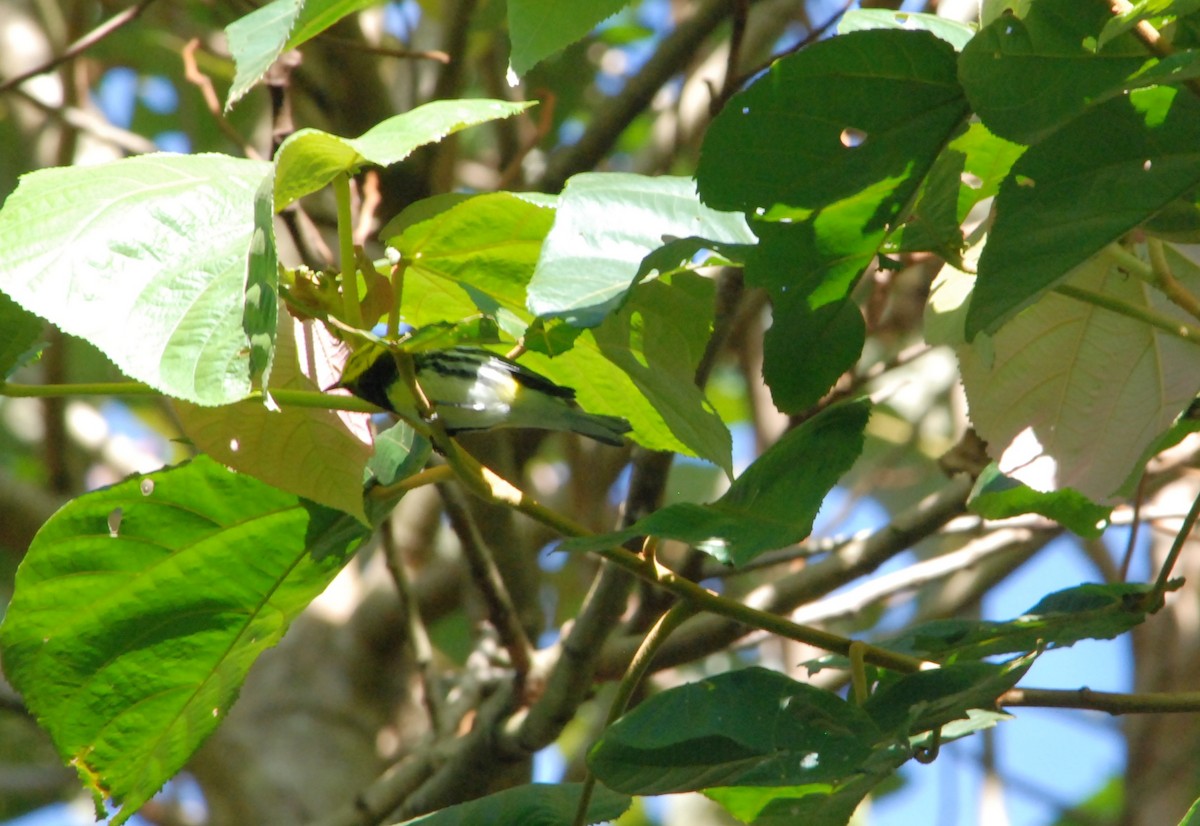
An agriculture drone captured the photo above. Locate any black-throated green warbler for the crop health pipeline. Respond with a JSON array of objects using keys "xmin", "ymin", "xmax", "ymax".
[{"xmin": 337, "ymin": 344, "xmax": 632, "ymax": 446}]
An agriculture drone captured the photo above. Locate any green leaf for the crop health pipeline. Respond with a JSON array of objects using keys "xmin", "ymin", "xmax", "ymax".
[
  {"xmin": 244, "ymin": 171, "xmax": 279, "ymax": 386},
  {"xmin": 508, "ymin": 0, "xmax": 630, "ymax": 77},
  {"xmin": 0, "ymin": 289, "xmax": 44, "ymax": 379},
  {"xmin": 1101, "ymin": 0, "xmax": 1200, "ymax": 47},
  {"xmin": 763, "ymin": 294, "xmax": 865, "ymax": 414},
  {"xmin": 588, "ymin": 273, "xmax": 731, "ymax": 470},
  {"xmin": 527, "ymin": 173, "xmax": 755, "ymax": 327},
  {"xmin": 837, "ymin": 9, "xmax": 976, "ymax": 50},
  {"xmin": 966, "ymin": 87, "xmax": 1200, "ymax": 337},
  {"xmin": 697, "ymin": 29, "xmax": 968, "ymax": 219},
  {"xmin": 0, "ymin": 455, "xmax": 369, "ymax": 823},
  {"xmin": 274, "ymin": 101, "xmax": 532, "ymax": 211},
  {"xmin": 225, "ymin": 0, "xmax": 378, "ymax": 108},
  {"xmin": 386, "ymin": 192, "xmax": 555, "ymax": 328},
  {"xmin": 863, "ymin": 656, "xmax": 1032, "ymax": 735},
  {"xmin": 699, "ymin": 30, "xmax": 966, "ymax": 411},
  {"xmin": 225, "ymin": 0, "xmax": 302, "ymax": 109},
  {"xmin": 396, "ymin": 782, "xmax": 630, "ymax": 825},
  {"xmin": 1176, "ymin": 794, "xmax": 1200, "ymax": 826},
  {"xmin": 883, "ymin": 582, "xmax": 1161, "ymax": 661},
  {"xmin": 588, "ymin": 667, "xmax": 881, "ymax": 796},
  {"xmin": 958, "ymin": 246, "xmax": 1200, "ymax": 502},
  {"xmin": 0, "ymin": 154, "xmax": 273, "ymax": 405},
  {"xmin": 562, "ymin": 400, "xmax": 868, "ymax": 564},
  {"xmin": 958, "ymin": 0, "xmax": 1149, "ymax": 145},
  {"xmin": 969, "ymin": 464, "xmax": 1112, "ymax": 538},
  {"xmin": 174, "ymin": 314, "xmax": 373, "ymax": 522}
]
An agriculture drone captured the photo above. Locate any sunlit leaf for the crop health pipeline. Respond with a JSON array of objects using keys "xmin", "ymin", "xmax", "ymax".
[
  {"xmin": 274, "ymin": 101, "xmax": 532, "ymax": 211},
  {"xmin": 0, "ymin": 456, "xmax": 369, "ymax": 823},
  {"xmin": 508, "ymin": 0, "xmax": 631, "ymax": 76},
  {"xmin": 0, "ymin": 154, "xmax": 273, "ymax": 405},
  {"xmin": 562, "ymin": 401, "xmax": 868, "ymax": 564}
]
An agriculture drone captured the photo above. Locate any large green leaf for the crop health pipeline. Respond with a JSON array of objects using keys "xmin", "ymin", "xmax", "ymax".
[
  {"xmin": 396, "ymin": 783, "xmax": 630, "ymax": 825},
  {"xmin": 697, "ymin": 29, "xmax": 968, "ymax": 219},
  {"xmin": 951, "ymin": 247, "xmax": 1200, "ymax": 502},
  {"xmin": 225, "ymin": 0, "xmax": 379, "ymax": 108},
  {"xmin": 883, "ymin": 582, "xmax": 1162, "ymax": 661},
  {"xmin": 698, "ymin": 29, "xmax": 968, "ymax": 414},
  {"xmin": 385, "ymin": 191, "xmax": 555, "ymax": 326},
  {"xmin": 562, "ymin": 400, "xmax": 868, "ymax": 565},
  {"xmin": 762, "ymin": 293, "xmax": 865, "ymax": 414},
  {"xmin": 863, "ymin": 656, "xmax": 1032, "ymax": 735},
  {"xmin": 0, "ymin": 456, "xmax": 369, "ymax": 823},
  {"xmin": 174, "ymin": 314, "xmax": 373, "ymax": 522},
  {"xmin": 958, "ymin": 0, "xmax": 1149, "ymax": 145},
  {"xmin": 969, "ymin": 464, "xmax": 1112, "ymax": 538},
  {"xmin": 965, "ymin": 86, "xmax": 1200, "ymax": 337},
  {"xmin": 588, "ymin": 667, "xmax": 882, "ymax": 796},
  {"xmin": 507, "ymin": 0, "xmax": 631, "ymax": 77},
  {"xmin": 536, "ymin": 272, "xmax": 732, "ymax": 470},
  {"xmin": 274, "ymin": 100, "xmax": 532, "ymax": 212},
  {"xmin": 0, "ymin": 154, "xmax": 273, "ymax": 405},
  {"xmin": 526, "ymin": 173, "xmax": 755, "ymax": 327}
]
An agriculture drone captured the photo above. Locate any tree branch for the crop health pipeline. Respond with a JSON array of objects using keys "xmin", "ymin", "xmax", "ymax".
[
  {"xmin": 538, "ymin": 0, "xmax": 734, "ymax": 192},
  {"xmin": 0, "ymin": 0, "xmax": 161, "ymax": 93},
  {"xmin": 1002, "ymin": 686, "xmax": 1200, "ymax": 715}
]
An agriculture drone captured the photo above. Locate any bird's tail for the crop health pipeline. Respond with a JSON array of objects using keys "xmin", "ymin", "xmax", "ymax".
[{"xmin": 559, "ymin": 409, "xmax": 632, "ymax": 446}]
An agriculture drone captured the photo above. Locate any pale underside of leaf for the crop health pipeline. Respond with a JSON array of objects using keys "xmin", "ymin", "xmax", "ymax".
[{"xmin": 956, "ymin": 248, "xmax": 1200, "ymax": 502}]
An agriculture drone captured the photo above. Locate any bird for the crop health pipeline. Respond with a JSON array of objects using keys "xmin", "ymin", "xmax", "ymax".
[{"xmin": 336, "ymin": 343, "xmax": 632, "ymax": 446}]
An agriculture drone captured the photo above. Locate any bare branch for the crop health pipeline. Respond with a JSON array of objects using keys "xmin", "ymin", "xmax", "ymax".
[{"xmin": 0, "ymin": 0, "xmax": 161, "ymax": 93}]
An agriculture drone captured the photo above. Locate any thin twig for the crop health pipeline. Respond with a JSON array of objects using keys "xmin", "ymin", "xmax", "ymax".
[
  {"xmin": 380, "ymin": 520, "xmax": 444, "ymax": 734},
  {"xmin": 316, "ymin": 34, "xmax": 450, "ymax": 64},
  {"xmin": 1002, "ymin": 686, "xmax": 1200, "ymax": 714},
  {"xmin": 728, "ymin": 0, "xmax": 855, "ymax": 97},
  {"xmin": 9, "ymin": 85, "xmax": 157, "ymax": 153},
  {"xmin": 1110, "ymin": 0, "xmax": 1200, "ymax": 101},
  {"xmin": 540, "ymin": 0, "xmax": 734, "ymax": 192},
  {"xmin": 438, "ymin": 482, "xmax": 536, "ymax": 685},
  {"xmin": 1152, "ymin": 484, "xmax": 1200, "ymax": 597},
  {"xmin": 355, "ymin": 171, "xmax": 383, "ymax": 246},
  {"xmin": 0, "ymin": 0, "xmax": 161, "ymax": 93},
  {"xmin": 181, "ymin": 39, "xmax": 260, "ymax": 159},
  {"xmin": 713, "ymin": 0, "xmax": 750, "ymax": 113}
]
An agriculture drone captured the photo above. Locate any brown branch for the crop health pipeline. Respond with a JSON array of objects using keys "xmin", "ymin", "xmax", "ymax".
[
  {"xmin": 1002, "ymin": 686, "xmax": 1200, "ymax": 715},
  {"xmin": 438, "ymin": 482, "xmax": 536, "ymax": 684},
  {"xmin": 729, "ymin": 0, "xmax": 854, "ymax": 98},
  {"xmin": 539, "ymin": 0, "xmax": 734, "ymax": 192},
  {"xmin": 0, "ymin": 0, "xmax": 161, "ymax": 93},
  {"xmin": 181, "ymin": 39, "xmax": 261, "ymax": 160}
]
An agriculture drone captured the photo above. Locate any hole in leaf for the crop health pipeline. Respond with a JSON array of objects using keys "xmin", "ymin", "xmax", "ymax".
[
  {"xmin": 840, "ymin": 127, "xmax": 867, "ymax": 148},
  {"xmin": 1016, "ymin": 175, "xmax": 1036, "ymax": 188},
  {"xmin": 1143, "ymin": 159, "xmax": 1152, "ymax": 171},
  {"xmin": 961, "ymin": 171, "xmax": 983, "ymax": 190},
  {"xmin": 229, "ymin": 438, "xmax": 240, "ymax": 453},
  {"xmin": 140, "ymin": 478, "xmax": 155, "ymax": 496},
  {"xmin": 108, "ymin": 508, "xmax": 123, "ymax": 538}
]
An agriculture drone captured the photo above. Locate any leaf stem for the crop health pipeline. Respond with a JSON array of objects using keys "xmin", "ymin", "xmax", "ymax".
[
  {"xmin": 333, "ymin": 173, "xmax": 363, "ymax": 329},
  {"xmin": 1152, "ymin": 484, "xmax": 1200, "ymax": 598},
  {"xmin": 0, "ymin": 382, "xmax": 382, "ymax": 413},
  {"xmin": 1146, "ymin": 238, "xmax": 1200, "ymax": 323},
  {"xmin": 1053, "ymin": 283, "xmax": 1200, "ymax": 345}
]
